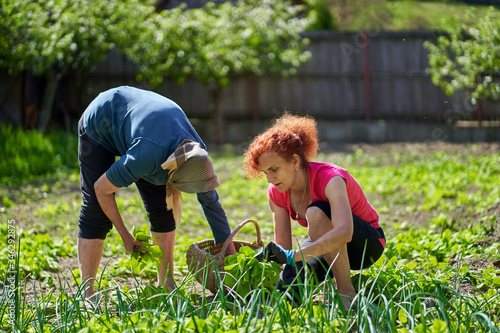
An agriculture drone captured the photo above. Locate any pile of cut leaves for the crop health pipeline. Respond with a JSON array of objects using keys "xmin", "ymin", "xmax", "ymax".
[{"xmin": 223, "ymin": 245, "xmax": 282, "ymax": 296}]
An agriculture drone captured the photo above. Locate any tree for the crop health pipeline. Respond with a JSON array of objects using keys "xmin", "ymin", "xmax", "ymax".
[
  {"xmin": 424, "ymin": 7, "xmax": 500, "ymax": 102},
  {"xmin": 0, "ymin": 0, "xmax": 155, "ymax": 132},
  {"xmin": 304, "ymin": 0, "xmax": 337, "ymax": 31},
  {"xmin": 122, "ymin": 0, "xmax": 311, "ymax": 146}
]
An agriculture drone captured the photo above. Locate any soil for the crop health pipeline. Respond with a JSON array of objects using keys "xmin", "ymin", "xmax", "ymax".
[{"xmin": 448, "ymin": 220, "xmax": 500, "ymax": 296}]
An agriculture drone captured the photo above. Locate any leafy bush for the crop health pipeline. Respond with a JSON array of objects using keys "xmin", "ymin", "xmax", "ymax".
[
  {"xmin": 425, "ymin": 6, "xmax": 500, "ymax": 101},
  {"xmin": 0, "ymin": 125, "xmax": 78, "ymax": 186}
]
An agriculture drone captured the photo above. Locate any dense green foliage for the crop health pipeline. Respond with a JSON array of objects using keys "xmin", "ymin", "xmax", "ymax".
[
  {"xmin": 0, "ymin": 0, "xmax": 152, "ymax": 77},
  {"xmin": 0, "ymin": 0, "xmax": 154, "ymax": 132},
  {"xmin": 0, "ymin": 130, "xmax": 499, "ymax": 332},
  {"xmin": 124, "ymin": 0, "xmax": 310, "ymax": 88},
  {"xmin": 425, "ymin": 6, "xmax": 500, "ymax": 101},
  {"xmin": 0, "ymin": 125, "xmax": 78, "ymax": 186},
  {"xmin": 223, "ymin": 246, "xmax": 282, "ymax": 297},
  {"xmin": 121, "ymin": 0, "xmax": 311, "ymax": 144},
  {"xmin": 304, "ymin": 0, "xmax": 336, "ymax": 31},
  {"xmin": 0, "ymin": 0, "xmax": 310, "ymax": 138}
]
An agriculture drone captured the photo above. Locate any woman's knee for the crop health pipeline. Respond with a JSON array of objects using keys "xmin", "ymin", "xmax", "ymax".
[
  {"xmin": 149, "ymin": 209, "xmax": 176, "ymax": 233},
  {"xmin": 305, "ymin": 205, "xmax": 330, "ymax": 223},
  {"xmin": 305, "ymin": 205, "xmax": 332, "ymax": 240}
]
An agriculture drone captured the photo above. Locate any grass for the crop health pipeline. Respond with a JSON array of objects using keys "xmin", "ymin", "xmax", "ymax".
[
  {"xmin": 0, "ymin": 128, "xmax": 499, "ymax": 332},
  {"xmin": 387, "ymin": 1, "xmax": 497, "ymax": 31},
  {"xmin": 0, "ymin": 125, "xmax": 78, "ymax": 188},
  {"xmin": 330, "ymin": 0, "xmax": 500, "ymax": 31}
]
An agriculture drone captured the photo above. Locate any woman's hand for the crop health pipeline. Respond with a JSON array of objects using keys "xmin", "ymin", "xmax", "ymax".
[
  {"xmin": 255, "ymin": 241, "xmax": 295, "ymax": 265},
  {"xmin": 121, "ymin": 230, "xmax": 144, "ymax": 253}
]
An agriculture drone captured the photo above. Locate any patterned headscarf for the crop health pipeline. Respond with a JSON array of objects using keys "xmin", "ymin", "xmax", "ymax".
[{"xmin": 161, "ymin": 140, "xmax": 219, "ymax": 224}]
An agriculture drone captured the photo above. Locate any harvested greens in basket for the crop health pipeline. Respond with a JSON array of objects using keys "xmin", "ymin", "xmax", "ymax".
[{"xmin": 223, "ymin": 245, "xmax": 282, "ymax": 296}]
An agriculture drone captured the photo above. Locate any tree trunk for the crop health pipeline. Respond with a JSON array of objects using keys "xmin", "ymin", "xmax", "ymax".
[
  {"xmin": 36, "ymin": 71, "xmax": 59, "ymax": 133},
  {"xmin": 208, "ymin": 83, "xmax": 226, "ymax": 147}
]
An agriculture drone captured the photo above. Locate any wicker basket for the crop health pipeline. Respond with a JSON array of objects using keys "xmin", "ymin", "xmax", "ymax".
[{"xmin": 186, "ymin": 219, "xmax": 263, "ymax": 294}]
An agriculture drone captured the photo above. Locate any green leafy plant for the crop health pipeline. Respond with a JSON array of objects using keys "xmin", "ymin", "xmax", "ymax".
[
  {"xmin": 425, "ymin": 6, "xmax": 500, "ymax": 101},
  {"xmin": 304, "ymin": 0, "xmax": 336, "ymax": 31},
  {"xmin": 130, "ymin": 225, "xmax": 163, "ymax": 273},
  {"xmin": 0, "ymin": 224, "xmax": 76, "ymax": 282},
  {"xmin": 223, "ymin": 245, "xmax": 282, "ymax": 296},
  {"xmin": 0, "ymin": 0, "xmax": 156, "ymax": 132}
]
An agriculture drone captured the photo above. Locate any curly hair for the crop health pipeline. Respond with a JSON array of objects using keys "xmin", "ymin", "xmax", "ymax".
[{"xmin": 243, "ymin": 112, "xmax": 319, "ymax": 179}]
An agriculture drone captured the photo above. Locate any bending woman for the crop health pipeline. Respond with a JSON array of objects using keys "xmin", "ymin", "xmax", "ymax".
[{"xmin": 244, "ymin": 113, "xmax": 385, "ymax": 310}]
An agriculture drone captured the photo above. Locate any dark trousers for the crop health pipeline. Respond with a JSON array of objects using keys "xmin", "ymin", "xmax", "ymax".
[
  {"xmin": 78, "ymin": 117, "xmax": 175, "ymax": 239},
  {"xmin": 279, "ymin": 201, "xmax": 385, "ymax": 296}
]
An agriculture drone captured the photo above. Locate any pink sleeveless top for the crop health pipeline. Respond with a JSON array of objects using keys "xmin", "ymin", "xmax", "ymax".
[{"xmin": 268, "ymin": 162, "xmax": 380, "ymax": 229}]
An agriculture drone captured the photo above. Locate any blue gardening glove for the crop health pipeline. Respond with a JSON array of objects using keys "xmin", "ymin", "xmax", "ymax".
[{"xmin": 254, "ymin": 241, "xmax": 295, "ymax": 265}]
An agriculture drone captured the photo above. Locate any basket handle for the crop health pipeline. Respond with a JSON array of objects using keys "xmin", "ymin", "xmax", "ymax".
[{"xmin": 220, "ymin": 219, "xmax": 263, "ymax": 255}]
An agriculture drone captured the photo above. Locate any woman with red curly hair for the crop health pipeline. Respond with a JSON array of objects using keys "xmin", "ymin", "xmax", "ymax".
[{"xmin": 246, "ymin": 113, "xmax": 385, "ymax": 310}]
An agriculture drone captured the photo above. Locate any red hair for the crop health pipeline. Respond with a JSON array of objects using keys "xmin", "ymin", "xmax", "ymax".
[{"xmin": 243, "ymin": 113, "xmax": 318, "ymax": 179}]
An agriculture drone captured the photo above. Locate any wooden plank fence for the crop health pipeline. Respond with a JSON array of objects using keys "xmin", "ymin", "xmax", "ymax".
[
  {"xmin": 1, "ymin": 31, "xmax": 499, "ymax": 139},
  {"xmin": 82, "ymin": 30, "xmax": 499, "ymax": 122}
]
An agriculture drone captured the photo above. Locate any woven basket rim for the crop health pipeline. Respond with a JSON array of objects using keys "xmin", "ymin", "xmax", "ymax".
[{"xmin": 185, "ymin": 219, "xmax": 264, "ymax": 293}]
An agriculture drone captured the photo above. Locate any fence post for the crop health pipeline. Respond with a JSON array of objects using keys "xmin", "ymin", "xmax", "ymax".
[{"xmin": 361, "ymin": 31, "xmax": 372, "ymax": 122}]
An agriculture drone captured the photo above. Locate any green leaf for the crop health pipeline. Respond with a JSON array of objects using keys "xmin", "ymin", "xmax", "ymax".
[
  {"xmin": 223, "ymin": 243, "xmax": 283, "ymax": 297},
  {"xmin": 224, "ymin": 254, "xmax": 238, "ymax": 266},
  {"xmin": 430, "ymin": 319, "xmax": 448, "ymax": 333},
  {"xmin": 136, "ymin": 234, "xmax": 150, "ymax": 242},
  {"xmin": 148, "ymin": 245, "xmax": 163, "ymax": 258},
  {"xmin": 240, "ymin": 246, "xmax": 257, "ymax": 257},
  {"xmin": 398, "ymin": 309, "xmax": 408, "ymax": 324}
]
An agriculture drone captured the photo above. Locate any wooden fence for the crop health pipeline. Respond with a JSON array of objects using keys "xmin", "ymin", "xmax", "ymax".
[
  {"xmin": 1, "ymin": 31, "xmax": 499, "ymax": 141},
  {"xmin": 82, "ymin": 30, "xmax": 499, "ymax": 122}
]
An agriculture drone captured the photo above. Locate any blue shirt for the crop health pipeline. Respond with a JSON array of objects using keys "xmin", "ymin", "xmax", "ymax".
[
  {"xmin": 83, "ymin": 86, "xmax": 230, "ymax": 243},
  {"xmin": 83, "ymin": 86, "xmax": 204, "ymax": 188}
]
